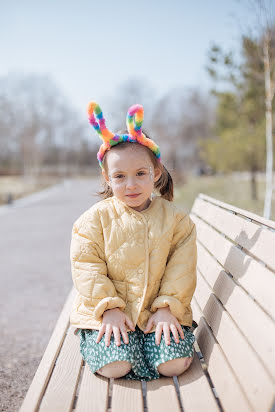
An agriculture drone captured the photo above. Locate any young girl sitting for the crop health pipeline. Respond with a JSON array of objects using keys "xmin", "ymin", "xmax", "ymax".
[{"xmin": 69, "ymin": 101, "xmax": 198, "ymax": 381}]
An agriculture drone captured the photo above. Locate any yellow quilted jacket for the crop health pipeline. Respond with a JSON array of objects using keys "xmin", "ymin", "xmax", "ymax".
[{"xmin": 69, "ymin": 195, "xmax": 197, "ymax": 334}]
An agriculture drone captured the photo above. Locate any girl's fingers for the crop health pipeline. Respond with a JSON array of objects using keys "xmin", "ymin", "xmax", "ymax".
[
  {"xmin": 96, "ymin": 325, "xmax": 105, "ymax": 344},
  {"xmin": 144, "ymin": 317, "xmax": 153, "ymax": 333},
  {"xmin": 163, "ymin": 324, "xmax": 171, "ymax": 345},
  {"xmin": 105, "ymin": 324, "xmax": 113, "ymax": 347},
  {"xmin": 125, "ymin": 316, "xmax": 135, "ymax": 331},
  {"xmin": 155, "ymin": 323, "xmax": 163, "ymax": 345},
  {"xmin": 120, "ymin": 325, "xmax": 129, "ymax": 344},
  {"xmin": 176, "ymin": 322, "xmax": 185, "ymax": 340},
  {"xmin": 170, "ymin": 323, "xmax": 180, "ymax": 344},
  {"xmin": 113, "ymin": 326, "xmax": 121, "ymax": 346}
]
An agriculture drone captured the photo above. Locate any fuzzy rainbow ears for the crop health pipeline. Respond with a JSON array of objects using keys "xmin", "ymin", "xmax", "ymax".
[{"xmin": 87, "ymin": 101, "xmax": 161, "ymax": 169}]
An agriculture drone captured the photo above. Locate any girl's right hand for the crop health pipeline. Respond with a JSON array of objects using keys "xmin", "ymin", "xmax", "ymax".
[{"xmin": 96, "ymin": 307, "xmax": 135, "ymax": 347}]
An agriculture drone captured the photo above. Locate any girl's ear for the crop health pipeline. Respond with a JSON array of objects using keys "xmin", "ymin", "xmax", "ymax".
[
  {"xmin": 102, "ymin": 169, "xmax": 111, "ymax": 185},
  {"xmin": 154, "ymin": 167, "xmax": 162, "ymax": 182}
]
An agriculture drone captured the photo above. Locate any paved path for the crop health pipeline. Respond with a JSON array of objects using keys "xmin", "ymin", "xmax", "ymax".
[{"xmin": 0, "ymin": 178, "xmax": 101, "ymax": 412}]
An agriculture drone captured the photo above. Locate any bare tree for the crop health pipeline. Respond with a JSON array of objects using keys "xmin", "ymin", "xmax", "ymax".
[
  {"xmin": 150, "ymin": 87, "xmax": 215, "ymax": 177},
  {"xmin": 103, "ymin": 77, "xmax": 156, "ymax": 132},
  {"xmin": 91, "ymin": 78, "xmax": 214, "ymax": 180},
  {"xmin": 0, "ymin": 73, "xmax": 89, "ymax": 176}
]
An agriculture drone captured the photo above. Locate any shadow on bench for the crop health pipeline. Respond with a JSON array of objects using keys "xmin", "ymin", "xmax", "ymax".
[{"xmin": 19, "ymin": 193, "xmax": 275, "ymax": 412}]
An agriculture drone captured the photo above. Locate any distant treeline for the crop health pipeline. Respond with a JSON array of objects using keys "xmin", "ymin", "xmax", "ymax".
[{"xmin": 0, "ymin": 74, "xmax": 215, "ymax": 178}]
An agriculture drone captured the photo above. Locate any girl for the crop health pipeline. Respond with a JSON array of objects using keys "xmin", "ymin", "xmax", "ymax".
[{"xmin": 69, "ymin": 102, "xmax": 198, "ymax": 381}]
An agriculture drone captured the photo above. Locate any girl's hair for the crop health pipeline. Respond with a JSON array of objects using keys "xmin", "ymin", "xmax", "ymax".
[{"xmin": 95, "ymin": 130, "xmax": 174, "ymax": 201}]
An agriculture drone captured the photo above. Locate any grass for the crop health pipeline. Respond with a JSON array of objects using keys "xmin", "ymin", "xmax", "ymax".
[
  {"xmin": 0, "ymin": 173, "xmax": 274, "ymax": 221},
  {"xmin": 0, "ymin": 175, "xmax": 63, "ymax": 205},
  {"xmin": 173, "ymin": 172, "xmax": 275, "ymax": 220}
]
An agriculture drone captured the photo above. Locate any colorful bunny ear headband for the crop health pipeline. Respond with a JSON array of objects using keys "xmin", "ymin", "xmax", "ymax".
[{"xmin": 87, "ymin": 101, "xmax": 161, "ymax": 169}]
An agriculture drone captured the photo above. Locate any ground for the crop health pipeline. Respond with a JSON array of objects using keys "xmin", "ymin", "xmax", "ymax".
[
  {"xmin": 0, "ymin": 179, "xmax": 99, "ymax": 412},
  {"xmin": 0, "ymin": 173, "xmax": 274, "ymax": 412}
]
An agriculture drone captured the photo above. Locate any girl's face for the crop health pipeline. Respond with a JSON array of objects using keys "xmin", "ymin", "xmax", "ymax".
[{"xmin": 102, "ymin": 146, "xmax": 162, "ymax": 212}]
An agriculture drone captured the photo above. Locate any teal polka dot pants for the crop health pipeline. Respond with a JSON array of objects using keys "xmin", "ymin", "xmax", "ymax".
[{"xmin": 77, "ymin": 323, "xmax": 197, "ymax": 381}]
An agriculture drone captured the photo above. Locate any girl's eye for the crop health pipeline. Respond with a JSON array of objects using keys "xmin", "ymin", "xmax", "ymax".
[{"xmin": 114, "ymin": 172, "xmax": 146, "ymax": 178}]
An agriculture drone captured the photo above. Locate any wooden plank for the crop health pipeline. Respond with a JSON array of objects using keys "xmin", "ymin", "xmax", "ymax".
[
  {"xmin": 196, "ymin": 193, "xmax": 275, "ymax": 230},
  {"xmin": 19, "ymin": 287, "xmax": 77, "ymax": 412},
  {"xmin": 146, "ymin": 377, "xmax": 181, "ymax": 412},
  {"xmin": 39, "ymin": 326, "xmax": 83, "ymax": 412},
  {"xmin": 192, "ymin": 196, "xmax": 275, "ymax": 271},
  {"xmin": 191, "ymin": 300, "xmax": 253, "ymax": 412},
  {"xmin": 194, "ymin": 277, "xmax": 275, "ymax": 412},
  {"xmin": 196, "ymin": 242, "xmax": 275, "ymax": 380},
  {"xmin": 112, "ymin": 379, "xmax": 143, "ymax": 412},
  {"xmin": 75, "ymin": 364, "xmax": 109, "ymax": 412},
  {"xmin": 177, "ymin": 352, "xmax": 220, "ymax": 412},
  {"xmin": 191, "ymin": 213, "xmax": 275, "ymax": 319}
]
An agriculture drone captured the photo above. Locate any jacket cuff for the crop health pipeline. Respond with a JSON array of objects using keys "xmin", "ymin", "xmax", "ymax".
[
  {"xmin": 150, "ymin": 295, "xmax": 185, "ymax": 321},
  {"xmin": 94, "ymin": 296, "xmax": 127, "ymax": 321}
]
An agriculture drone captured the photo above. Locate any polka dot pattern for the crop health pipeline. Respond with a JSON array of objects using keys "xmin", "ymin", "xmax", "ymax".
[{"xmin": 77, "ymin": 325, "xmax": 196, "ymax": 381}]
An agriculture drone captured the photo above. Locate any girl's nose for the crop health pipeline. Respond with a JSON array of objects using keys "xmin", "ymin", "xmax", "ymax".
[{"xmin": 126, "ymin": 176, "xmax": 137, "ymax": 188}]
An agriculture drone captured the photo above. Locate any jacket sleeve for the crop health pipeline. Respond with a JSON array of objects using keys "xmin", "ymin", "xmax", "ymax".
[
  {"xmin": 70, "ymin": 208, "xmax": 126, "ymax": 322},
  {"xmin": 150, "ymin": 212, "xmax": 197, "ymax": 322}
]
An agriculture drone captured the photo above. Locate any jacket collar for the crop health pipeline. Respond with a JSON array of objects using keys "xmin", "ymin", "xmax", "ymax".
[{"xmin": 111, "ymin": 195, "xmax": 161, "ymax": 217}]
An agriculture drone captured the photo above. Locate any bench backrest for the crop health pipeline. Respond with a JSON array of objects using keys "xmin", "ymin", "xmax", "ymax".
[{"xmin": 190, "ymin": 193, "xmax": 275, "ymax": 412}]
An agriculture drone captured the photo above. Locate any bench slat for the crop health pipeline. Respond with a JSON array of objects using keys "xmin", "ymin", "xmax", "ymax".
[
  {"xmin": 191, "ymin": 299, "xmax": 253, "ymax": 412},
  {"xmin": 19, "ymin": 288, "xmax": 77, "ymax": 412},
  {"xmin": 75, "ymin": 364, "xmax": 109, "ymax": 412},
  {"xmin": 146, "ymin": 377, "xmax": 181, "ymax": 412},
  {"xmin": 191, "ymin": 213, "xmax": 275, "ymax": 319},
  {"xmin": 192, "ymin": 197, "xmax": 275, "ymax": 271},
  {"xmin": 196, "ymin": 242, "xmax": 275, "ymax": 380},
  {"xmin": 177, "ymin": 352, "xmax": 220, "ymax": 411},
  {"xmin": 19, "ymin": 193, "xmax": 275, "ymax": 412},
  {"xmin": 39, "ymin": 326, "xmax": 83, "ymax": 412},
  {"xmin": 112, "ymin": 379, "xmax": 143, "ymax": 412},
  {"xmin": 194, "ymin": 275, "xmax": 275, "ymax": 412},
  {"xmin": 197, "ymin": 193, "xmax": 275, "ymax": 230}
]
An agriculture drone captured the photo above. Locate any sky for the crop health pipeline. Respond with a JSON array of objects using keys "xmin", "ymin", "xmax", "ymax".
[{"xmin": 1, "ymin": 0, "xmax": 254, "ymax": 118}]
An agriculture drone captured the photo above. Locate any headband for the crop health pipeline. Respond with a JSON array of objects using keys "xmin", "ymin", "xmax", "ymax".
[{"xmin": 87, "ymin": 101, "xmax": 161, "ymax": 169}]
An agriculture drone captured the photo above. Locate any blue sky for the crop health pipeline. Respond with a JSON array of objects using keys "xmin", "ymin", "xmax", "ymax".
[{"xmin": 1, "ymin": 0, "xmax": 252, "ymax": 116}]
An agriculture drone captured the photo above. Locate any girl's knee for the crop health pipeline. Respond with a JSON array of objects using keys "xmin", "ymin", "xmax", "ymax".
[
  {"xmin": 157, "ymin": 356, "xmax": 193, "ymax": 377},
  {"xmin": 96, "ymin": 360, "xmax": 132, "ymax": 379}
]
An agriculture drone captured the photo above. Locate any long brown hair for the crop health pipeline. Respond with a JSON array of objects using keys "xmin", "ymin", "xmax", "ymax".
[{"xmin": 95, "ymin": 130, "xmax": 174, "ymax": 201}]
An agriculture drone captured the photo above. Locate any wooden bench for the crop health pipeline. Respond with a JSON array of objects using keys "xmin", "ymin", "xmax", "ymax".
[{"xmin": 19, "ymin": 193, "xmax": 275, "ymax": 412}]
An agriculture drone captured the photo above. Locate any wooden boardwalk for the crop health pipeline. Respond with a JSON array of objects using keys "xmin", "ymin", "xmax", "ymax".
[{"xmin": 0, "ymin": 178, "xmax": 100, "ymax": 412}]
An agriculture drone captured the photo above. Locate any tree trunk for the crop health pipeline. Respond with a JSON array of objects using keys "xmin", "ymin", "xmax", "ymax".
[
  {"xmin": 250, "ymin": 168, "xmax": 258, "ymax": 201},
  {"xmin": 263, "ymin": 35, "xmax": 273, "ymax": 219},
  {"xmin": 169, "ymin": 151, "xmax": 177, "ymax": 172}
]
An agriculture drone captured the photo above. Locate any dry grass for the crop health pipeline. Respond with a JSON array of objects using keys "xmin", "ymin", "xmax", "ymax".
[
  {"xmin": 0, "ymin": 176, "xmax": 63, "ymax": 205},
  {"xmin": 1, "ymin": 173, "xmax": 274, "ymax": 221},
  {"xmin": 173, "ymin": 172, "xmax": 275, "ymax": 220}
]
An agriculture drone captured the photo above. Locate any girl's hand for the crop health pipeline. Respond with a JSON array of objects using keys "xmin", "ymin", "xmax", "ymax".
[
  {"xmin": 144, "ymin": 307, "xmax": 185, "ymax": 346},
  {"xmin": 96, "ymin": 307, "xmax": 135, "ymax": 347}
]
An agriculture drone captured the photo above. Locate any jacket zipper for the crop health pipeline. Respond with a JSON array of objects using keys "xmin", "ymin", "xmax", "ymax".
[{"xmin": 134, "ymin": 215, "xmax": 149, "ymax": 325}]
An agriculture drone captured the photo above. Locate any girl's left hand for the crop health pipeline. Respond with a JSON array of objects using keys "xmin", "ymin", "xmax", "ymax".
[{"xmin": 144, "ymin": 307, "xmax": 185, "ymax": 345}]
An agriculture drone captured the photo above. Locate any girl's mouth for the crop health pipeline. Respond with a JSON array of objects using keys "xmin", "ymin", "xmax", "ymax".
[{"xmin": 126, "ymin": 194, "xmax": 141, "ymax": 198}]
